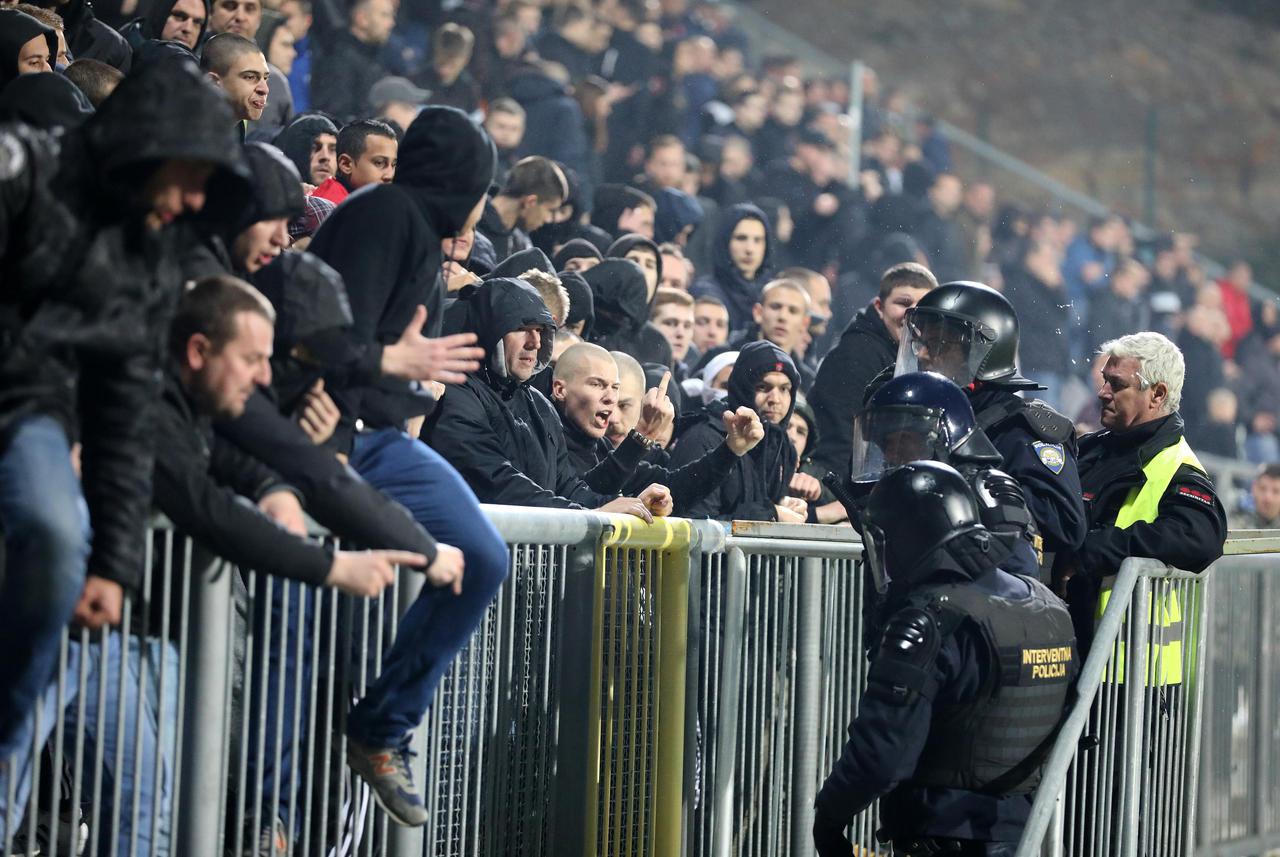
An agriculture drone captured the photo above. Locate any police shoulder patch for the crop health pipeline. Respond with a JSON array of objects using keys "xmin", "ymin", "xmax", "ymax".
[{"xmin": 1032, "ymin": 441, "xmax": 1065, "ymax": 474}]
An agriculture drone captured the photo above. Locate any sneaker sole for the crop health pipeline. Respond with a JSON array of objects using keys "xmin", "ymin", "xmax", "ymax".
[{"xmin": 363, "ymin": 784, "xmax": 429, "ymax": 828}]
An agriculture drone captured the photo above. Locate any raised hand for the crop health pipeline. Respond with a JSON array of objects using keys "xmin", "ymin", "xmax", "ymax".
[
  {"xmin": 722, "ymin": 406, "xmax": 765, "ymax": 456},
  {"xmin": 381, "ymin": 305, "xmax": 484, "ymax": 384},
  {"xmin": 635, "ymin": 371, "xmax": 675, "ymax": 443}
]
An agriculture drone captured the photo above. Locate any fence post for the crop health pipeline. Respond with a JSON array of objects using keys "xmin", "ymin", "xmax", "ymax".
[
  {"xmin": 711, "ymin": 547, "xmax": 747, "ymax": 857},
  {"xmin": 789, "ymin": 555, "xmax": 825, "ymax": 857},
  {"xmin": 175, "ymin": 557, "xmax": 234, "ymax": 855},
  {"xmin": 387, "ymin": 569, "xmax": 426, "ymax": 857},
  {"xmin": 1120, "ymin": 575, "xmax": 1151, "ymax": 856}
]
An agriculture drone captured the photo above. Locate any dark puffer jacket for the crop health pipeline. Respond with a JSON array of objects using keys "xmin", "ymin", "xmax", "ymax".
[
  {"xmin": 0, "ymin": 62, "xmax": 247, "ymax": 588},
  {"xmin": 423, "ymin": 279, "xmax": 612, "ymax": 509}
]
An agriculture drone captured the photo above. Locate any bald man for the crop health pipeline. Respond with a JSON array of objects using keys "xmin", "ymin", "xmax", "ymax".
[{"xmin": 552, "ymin": 344, "xmax": 766, "ymax": 510}]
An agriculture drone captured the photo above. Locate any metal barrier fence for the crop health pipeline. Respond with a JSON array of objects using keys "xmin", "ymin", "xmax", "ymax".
[{"xmin": 3, "ymin": 510, "xmax": 1275, "ymax": 857}]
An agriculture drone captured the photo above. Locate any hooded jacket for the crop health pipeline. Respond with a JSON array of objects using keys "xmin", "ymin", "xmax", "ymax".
[
  {"xmin": 606, "ymin": 232, "xmax": 663, "ymax": 285},
  {"xmin": 690, "ymin": 203, "xmax": 774, "ymax": 333},
  {"xmin": 0, "ymin": 72, "xmax": 94, "ymax": 130},
  {"xmin": 119, "ymin": 0, "xmax": 209, "ymax": 52},
  {"xmin": 808, "ymin": 299, "xmax": 899, "ymax": 475},
  {"xmin": 559, "ymin": 269, "xmax": 594, "ymax": 338},
  {"xmin": 653, "ymin": 187, "xmax": 704, "ymax": 245},
  {"xmin": 423, "ymin": 278, "xmax": 612, "ymax": 509},
  {"xmin": 49, "ymin": 0, "xmax": 132, "ymax": 71},
  {"xmin": 272, "ymin": 113, "xmax": 338, "ymax": 185},
  {"xmin": 551, "ymin": 238, "xmax": 602, "ymax": 272},
  {"xmin": 0, "ymin": 9, "xmax": 58, "ymax": 88},
  {"xmin": 0, "ymin": 61, "xmax": 247, "ymax": 588},
  {"xmin": 309, "ymin": 105, "xmax": 496, "ymax": 452},
  {"xmin": 583, "ymin": 259, "xmax": 672, "ymax": 368},
  {"xmin": 668, "ymin": 340, "xmax": 799, "ymax": 521}
]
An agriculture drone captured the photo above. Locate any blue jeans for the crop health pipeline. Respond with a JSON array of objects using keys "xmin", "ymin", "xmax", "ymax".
[
  {"xmin": 0, "ymin": 633, "xmax": 179, "ymax": 857},
  {"xmin": 345, "ymin": 429, "xmax": 509, "ymax": 747},
  {"xmin": 0, "ymin": 416, "xmax": 91, "ymax": 756}
]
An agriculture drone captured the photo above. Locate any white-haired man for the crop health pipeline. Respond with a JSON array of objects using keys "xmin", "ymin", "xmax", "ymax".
[{"xmin": 1056, "ymin": 331, "xmax": 1226, "ymax": 671}]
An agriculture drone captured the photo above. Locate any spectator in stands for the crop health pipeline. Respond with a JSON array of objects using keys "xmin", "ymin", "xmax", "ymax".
[
  {"xmin": 534, "ymin": 4, "xmax": 601, "ymax": 82},
  {"xmin": 0, "ymin": 57, "xmax": 246, "ymax": 780},
  {"xmin": 607, "ymin": 233, "xmax": 662, "ymax": 299},
  {"xmin": 583, "ymin": 258, "xmax": 673, "ymax": 366},
  {"xmin": 1233, "ymin": 464, "xmax": 1280, "ymax": 528},
  {"xmin": 954, "ymin": 180, "xmax": 995, "ymax": 279},
  {"xmin": 478, "ymin": 156, "xmax": 567, "ymax": 262},
  {"xmin": 690, "ymin": 202, "xmax": 774, "ymax": 332},
  {"xmin": 203, "ymin": 0, "xmax": 293, "ymax": 131},
  {"xmin": 915, "ymin": 172, "xmax": 968, "ymax": 282},
  {"xmin": 670, "ymin": 340, "xmax": 802, "ymax": 522},
  {"xmin": 782, "ymin": 266, "xmax": 832, "ymax": 346},
  {"xmin": 808, "ymin": 262, "xmax": 937, "ymax": 475},
  {"xmin": 484, "ymin": 97, "xmax": 527, "ymax": 184},
  {"xmin": 651, "ymin": 288, "xmax": 696, "ymax": 378},
  {"xmin": 653, "ymin": 186, "xmax": 705, "ymax": 247},
  {"xmin": 736, "ymin": 278, "xmax": 812, "ymax": 385},
  {"xmin": 692, "ymin": 295, "xmax": 730, "ymax": 356},
  {"xmin": 0, "ymin": 7, "xmax": 55, "ymax": 85},
  {"xmin": 310, "ymin": 0, "xmax": 392, "ymax": 122},
  {"xmin": 369, "ymin": 75, "xmax": 429, "ymax": 136},
  {"xmin": 754, "ymin": 80, "xmax": 804, "ymax": 167},
  {"xmin": 15, "ymin": 4, "xmax": 67, "ymax": 67},
  {"xmin": 1088, "ymin": 259, "xmax": 1151, "ymax": 357},
  {"xmin": 1002, "ymin": 239, "xmax": 1071, "ymax": 409},
  {"xmin": 560, "ymin": 269, "xmax": 595, "ymax": 336},
  {"xmin": 637, "ymin": 134, "xmax": 687, "ymax": 195},
  {"xmin": 786, "ymin": 393, "xmax": 845, "ymax": 522},
  {"xmin": 201, "ymin": 32, "xmax": 270, "ymax": 134},
  {"xmin": 304, "ymin": 106, "xmax": 511, "ymax": 825},
  {"xmin": 1198, "ymin": 388, "xmax": 1241, "ymax": 460},
  {"xmin": 553, "ymin": 237, "xmax": 604, "ymax": 273},
  {"xmin": 417, "ymin": 22, "xmax": 480, "ymax": 114},
  {"xmin": 509, "ymin": 60, "xmax": 590, "ymax": 179},
  {"xmin": 272, "ymin": 111, "xmax": 338, "ymax": 185},
  {"xmin": 1148, "ymin": 236, "xmax": 1195, "ymax": 311},
  {"xmin": 1216, "ymin": 260, "xmax": 1257, "ymax": 360},
  {"xmin": 0, "ymin": 71, "xmax": 93, "ymax": 130},
  {"xmin": 660, "ymin": 242, "xmax": 693, "ymax": 291},
  {"xmin": 591, "ymin": 183, "xmax": 656, "ymax": 243},
  {"xmin": 33, "ymin": 0, "xmax": 130, "ymax": 71},
  {"xmin": 1176, "ymin": 304, "xmax": 1229, "ymax": 447},
  {"xmin": 1061, "ymin": 214, "xmax": 1122, "ymax": 356},
  {"xmin": 256, "ymin": 11, "xmax": 295, "ymax": 80},
  {"xmin": 311, "ymin": 118, "xmax": 398, "ymax": 205},
  {"xmin": 63, "ymin": 57, "xmax": 124, "ymax": 106},
  {"xmin": 424, "ymin": 277, "xmax": 663, "ymax": 518},
  {"xmin": 1234, "ymin": 323, "xmax": 1280, "ymax": 463}
]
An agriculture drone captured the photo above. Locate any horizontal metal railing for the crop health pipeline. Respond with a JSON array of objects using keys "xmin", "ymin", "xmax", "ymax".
[{"xmin": 4, "ymin": 511, "xmax": 1275, "ymax": 857}]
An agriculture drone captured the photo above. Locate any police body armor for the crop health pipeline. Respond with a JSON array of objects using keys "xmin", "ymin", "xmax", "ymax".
[{"xmin": 905, "ymin": 575, "xmax": 1076, "ymax": 794}]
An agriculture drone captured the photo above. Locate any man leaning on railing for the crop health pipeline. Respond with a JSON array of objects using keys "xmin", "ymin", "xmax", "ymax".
[{"xmin": 1052, "ymin": 331, "xmax": 1227, "ymax": 666}]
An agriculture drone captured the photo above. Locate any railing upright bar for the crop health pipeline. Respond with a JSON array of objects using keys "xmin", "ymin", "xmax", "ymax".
[
  {"xmin": 788, "ymin": 555, "xmax": 824, "ymax": 857},
  {"xmin": 711, "ymin": 547, "xmax": 746, "ymax": 857},
  {"xmin": 1120, "ymin": 575, "xmax": 1151, "ymax": 856}
]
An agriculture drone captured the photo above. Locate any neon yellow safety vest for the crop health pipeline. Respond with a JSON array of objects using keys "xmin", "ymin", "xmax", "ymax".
[{"xmin": 1096, "ymin": 435, "xmax": 1203, "ymax": 686}]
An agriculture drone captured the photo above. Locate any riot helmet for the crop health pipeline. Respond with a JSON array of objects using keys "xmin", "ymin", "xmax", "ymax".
[
  {"xmin": 850, "ymin": 371, "xmax": 1001, "ymax": 484},
  {"xmin": 861, "ymin": 461, "xmax": 1008, "ymax": 594},
  {"xmin": 895, "ymin": 281, "xmax": 1035, "ymax": 388}
]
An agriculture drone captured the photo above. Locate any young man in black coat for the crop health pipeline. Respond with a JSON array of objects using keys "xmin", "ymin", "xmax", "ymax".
[
  {"xmin": 476, "ymin": 155, "xmax": 566, "ymax": 263},
  {"xmin": 0, "ymin": 61, "xmax": 250, "ymax": 850},
  {"xmin": 809, "ymin": 262, "xmax": 936, "ymax": 476},
  {"xmin": 424, "ymin": 278, "xmax": 666, "ymax": 517},
  {"xmin": 668, "ymin": 340, "xmax": 803, "ymax": 522}
]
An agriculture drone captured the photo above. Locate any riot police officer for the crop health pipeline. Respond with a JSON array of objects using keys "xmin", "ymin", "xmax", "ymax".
[
  {"xmin": 892, "ymin": 281, "xmax": 1087, "ymax": 560},
  {"xmin": 814, "ymin": 461, "xmax": 1077, "ymax": 857},
  {"xmin": 837, "ymin": 371, "xmax": 1041, "ymax": 579}
]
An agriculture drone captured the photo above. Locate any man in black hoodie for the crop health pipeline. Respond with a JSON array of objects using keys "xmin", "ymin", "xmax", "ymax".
[
  {"xmin": 809, "ymin": 262, "xmax": 936, "ymax": 476},
  {"xmin": 668, "ymin": 340, "xmax": 802, "ymax": 522},
  {"xmin": 0, "ymin": 58, "xmax": 247, "ymax": 835},
  {"xmin": 583, "ymin": 258, "xmax": 672, "ymax": 367},
  {"xmin": 309, "ymin": 0, "xmax": 392, "ymax": 122},
  {"xmin": 272, "ymin": 111, "xmax": 338, "ymax": 184},
  {"xmin": 29, "ymin": 0, "xmax": 132, "ymax": 70},
  {"xmin": 424, "ymin": 278, "xmax": 665, "ymax": 516},
  {"xmin": 0, "ymin": 7, "xmax": 56, "ymax": 85},
  {"xmin": 307, "ymin": 106, "xmax": 512, "ymax": 826},
  {"xmin": 119, "ymin": 0, "xmax": 208, "ymax": 52}
]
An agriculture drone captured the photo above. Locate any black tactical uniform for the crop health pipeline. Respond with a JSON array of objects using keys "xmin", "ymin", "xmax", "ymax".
[
  {"xmin": 816, "ymin": 462, "xmax": 1077, "ymax": 857},
  {"xmin": 891, "ymin": 281, "xmax": 1088, "ymax": 557}
]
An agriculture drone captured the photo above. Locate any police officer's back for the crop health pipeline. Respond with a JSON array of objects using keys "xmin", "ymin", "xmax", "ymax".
[
  {"xmin": 892, "ymin": 281, "xmax": 1088, "ymax": 557},
  {"xmin": 814, "ymin": 462, "xmax": 1076, "ymax": 857}
]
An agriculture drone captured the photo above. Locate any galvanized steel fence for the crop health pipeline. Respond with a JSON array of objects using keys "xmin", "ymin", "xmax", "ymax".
[{"xmin": 2, "ymin": 511, "xmax": 1274, "ymax": 857}]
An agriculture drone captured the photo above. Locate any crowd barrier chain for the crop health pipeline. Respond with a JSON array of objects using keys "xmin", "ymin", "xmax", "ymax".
[{"xmin": 1, "ymin": 509, "xmax": 1274, "ymax": 857}]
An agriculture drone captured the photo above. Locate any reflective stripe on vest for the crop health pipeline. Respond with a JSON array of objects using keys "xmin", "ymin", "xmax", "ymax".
[{"xmin": 1097, "ymin": 435, "xmax": 1203, "ymax": 687}]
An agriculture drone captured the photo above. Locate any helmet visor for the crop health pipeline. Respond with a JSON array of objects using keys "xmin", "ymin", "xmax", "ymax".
[
  {"xmin": 895, "ymin": 308, "xmax": 996, "ymax": 386},
  {"xmin": 861, "ymin": 521, "xmax": 890, "ymax": 593},
  {"xmin": 849, "ymin": 405, "xmax": 949, "ymax": 483}
]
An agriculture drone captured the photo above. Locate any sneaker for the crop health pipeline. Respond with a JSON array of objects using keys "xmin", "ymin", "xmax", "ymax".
[
  {"xmin": 230, "ymin": 815, "xmax": 287, "ymax": 857},
  {"xmin": 344, "ymin": 739, "xmax": 428, "ymax": 827}
]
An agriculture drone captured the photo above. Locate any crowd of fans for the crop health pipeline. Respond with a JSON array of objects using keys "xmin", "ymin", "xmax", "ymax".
[{"xmin": 0, "ymin": 0, "xmax": 1276, "ymax": 851}]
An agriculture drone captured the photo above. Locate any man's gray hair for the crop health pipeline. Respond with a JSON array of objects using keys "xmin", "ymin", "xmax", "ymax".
[{"xmin": 1099, "ymin": 331, "xmax": 1184, "ymax": 414}]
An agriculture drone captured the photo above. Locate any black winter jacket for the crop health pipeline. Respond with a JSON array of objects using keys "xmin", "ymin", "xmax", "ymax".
[
  {"xmin": 808, "ymin": 301, "xmax": 898, "ymax": 475},
  {"xmin": 423, "ymin": 279, "xmax": 612, "ymax": 509},
  {"xmin": 310, "ymin": 106, "xmax": 496, "ymax": 452},
  {"xmin": 310, "ymin": 30, "xmax": 387, "ymax": 123},
  {"xmin": 0, "ymin": 65, "xmax": 246, "ymax": 589},
  {"xmin": 152, "ymin": 372, "xmax": 332, "ymax": 585}
]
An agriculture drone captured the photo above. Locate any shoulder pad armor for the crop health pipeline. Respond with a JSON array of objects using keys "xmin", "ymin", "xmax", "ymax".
[
  {"xmin": 867, "ymin": 604, "xmax": 946, "ymax": 703},
  {"xmin": 879, "ymin": 606, "xmax": 940, "ymax": 661},
  {"xmin": 1019, "ymin": 399, "xmax": 1075, "ymax": 444}
]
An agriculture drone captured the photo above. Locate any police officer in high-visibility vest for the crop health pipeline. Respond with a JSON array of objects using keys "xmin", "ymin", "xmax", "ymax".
[
  {"xmin": 815, "ymin": 461, "xmax": 1076, "ymax": 857},
  {"xmin": 1054, "ymin": 332, "xmax": 1227, "ymax": 674}
]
